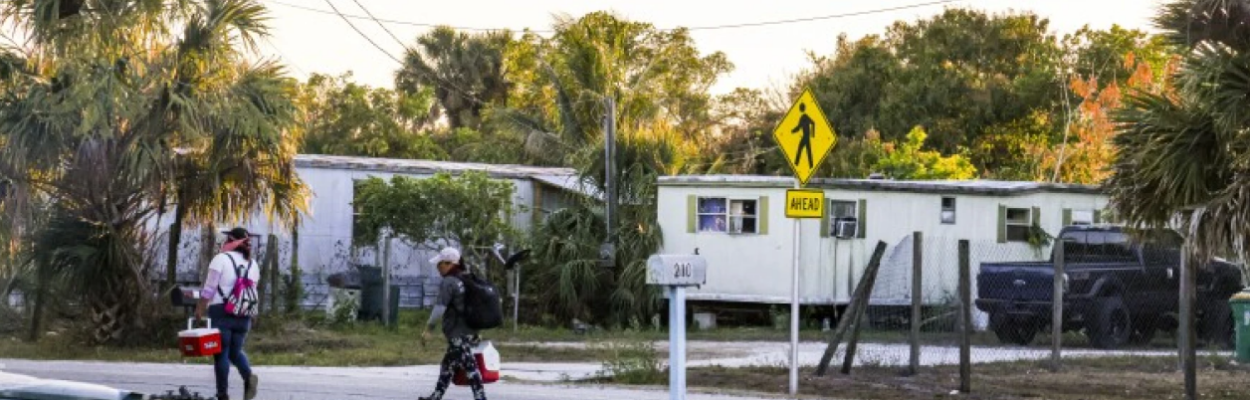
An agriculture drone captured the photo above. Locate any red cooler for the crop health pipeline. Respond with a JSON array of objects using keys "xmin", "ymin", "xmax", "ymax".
[
  {"xmin": 178, "ymin": 318, "xmax": 221, "ymax": 357},
  {"xmin": 454, "ymin": 341, "xmax": 500, "ymax": 385}
]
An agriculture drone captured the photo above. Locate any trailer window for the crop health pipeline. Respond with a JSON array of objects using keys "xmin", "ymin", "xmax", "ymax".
[
  {"xmin": 941, "ymin": 197, "xmax": 956, "ymax": 224},
  {"xmin": 1005, "ymin": 207, "xmax": 1032, "ymax": 242},
  {"xmin": 697, "ymin": 197, "xmax": 758, "ymax": 234},
  {"xmin": 697, "ymin": 197, "xmax": 727, "ymax": 232},
  {"xmin": 728, "ymin": 199, "xmax": 758, "ymax": 234},
  {"xmin": 1072, "ymin": 210, "xmax": 1095, "ymax": 226}
]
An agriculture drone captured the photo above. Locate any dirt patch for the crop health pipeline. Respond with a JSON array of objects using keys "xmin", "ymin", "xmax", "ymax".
[{"xmin": 682, "ymin": 356, "xmax": 1250, "ymax": 400}]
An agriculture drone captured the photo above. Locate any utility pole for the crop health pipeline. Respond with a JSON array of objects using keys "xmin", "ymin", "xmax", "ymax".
[{"xmin": 602, "ymin": 96, "xmax": 617, "ymax": 267}]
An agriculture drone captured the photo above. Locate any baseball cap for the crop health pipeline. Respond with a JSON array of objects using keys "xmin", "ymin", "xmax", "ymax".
[
  {"xmin": 429, "ymin": 247, "xmax": 461, "ymax": 265},
  {"xmin": 222, "ymin": 227, "xmax": 250, "ymax": 241}
]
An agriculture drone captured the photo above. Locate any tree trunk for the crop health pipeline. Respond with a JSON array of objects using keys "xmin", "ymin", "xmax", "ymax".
[
  {"xmin": 27, "ymin": 263, "xmax": 48, "ymax": 342},
  {"xmin": 263, "ymin": 234, "xmax": 278, "ymax": 314},
  {"xmin": 287, "ymin": 227, "xmax": 301, "ymax": 314},
  {"xmin": 198, "ymin": 223, "xmax": 216, "ymax": 280},
  {"xmin": 165, "ymin": 205, "xmax": 186, "ymax": 288}
]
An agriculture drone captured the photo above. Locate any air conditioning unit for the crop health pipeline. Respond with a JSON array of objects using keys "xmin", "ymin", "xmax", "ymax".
[{"xmin": 833, "ymin": 218, "xmax": 858, "ymax": 239}]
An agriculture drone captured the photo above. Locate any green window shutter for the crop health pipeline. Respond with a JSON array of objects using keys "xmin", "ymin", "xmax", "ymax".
[
  {"xmin": 1062, "ymin": 208, "xmax": 1072, "ymax": 227},
  {"xmin": 820, "ymin": 200, "xmax": 831, "ymax": 238},
  {"xmin": 857, "ymin": 199, "xmax": 867, "ymax": 239},
  {"xmin": 997, "ymin": 205, "xmax": 1008, "ymax": 243},
  {"xmin": 687, "ymin": 195, "xmax": 697, "ymax": 233},
  {"xmin": 758, "ymin": 196, "xmax": 769, "ymax": 235},
  {"xmin": 1093, "ymin": 210, "xmax": 1103, "ymax": 224},
  {"xmin": 1032, "ymin": 207, "xmax": 1041, "ymax": 227}
]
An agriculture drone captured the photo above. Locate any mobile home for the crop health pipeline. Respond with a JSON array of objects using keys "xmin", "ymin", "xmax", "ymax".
[
  {"xmin": 151, "ymin": 154, "xmax": 592, "ymax": 308},
  {"xmin": 656, "ymin": 175, "xmax": 1107, "ymax": 326}
]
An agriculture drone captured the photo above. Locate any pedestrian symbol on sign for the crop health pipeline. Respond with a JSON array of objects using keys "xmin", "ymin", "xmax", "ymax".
[
  {"xmin": 771, "ymin": 88, "xmax": 837, "ymax": 186},
  {"xmin": 791, "ymin": 103, "xmax": 817, "ymax": 169}
]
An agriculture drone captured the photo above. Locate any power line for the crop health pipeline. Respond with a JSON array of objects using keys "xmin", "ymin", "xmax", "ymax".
[
  {"xmin": 348, "ymin": 0, "xmax": 410, "ymax": 49},
  {"xmin": 685, "ymin": 0, "xmax": 960, "ymax": 31},
  {"xmin": 323, "ymin": 0, "xmax": 560, "ymax": 140},
  {"xmin": 322, "ymin": 0, "xmax": 403, "ymax": 64},
  {"xmin": 269, "ymin": 0, "xmax": 961, "ymax": 34},
  {"xmin": 270, "ymin": 0, "xmax": 547, "ymax": 33}
]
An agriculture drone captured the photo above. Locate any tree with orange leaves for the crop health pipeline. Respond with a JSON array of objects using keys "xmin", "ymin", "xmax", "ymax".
[{"xmin": 1038, "ymin": 52, "xmax": 1179, "ymax": 184}]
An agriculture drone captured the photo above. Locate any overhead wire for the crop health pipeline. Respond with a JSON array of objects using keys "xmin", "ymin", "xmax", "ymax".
[
  {"xmin": 321, "ymin": 0, "xmax": 403, "ymax": 64},
  {"xmin": 269, "ymin": 0, "xmax": 961, "ymax": 33},
  {"xmin": 336, "ymin": 0, "xmax": 560, "ymax": 138},
  {"xmin": 313, "ymin": 0, "xmax": 912, "ymax": 169},
  {"xmin": 348, "ymin": 0, "xmax": 410, "ymax": 49}
]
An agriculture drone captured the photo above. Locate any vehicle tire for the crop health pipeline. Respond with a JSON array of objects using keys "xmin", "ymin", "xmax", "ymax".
[
  {"xmin": 1088, "ymin": 296, "xmax": 1132, "ymax": 350},
  {"xmin": 991, "ymin": 313, "xmax": 1037, "ymax": 346}
]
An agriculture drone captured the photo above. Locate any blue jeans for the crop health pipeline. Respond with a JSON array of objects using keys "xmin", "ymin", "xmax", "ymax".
[{"xmin": 208, "ymin": 304, "xmax": 253, "ymax": 397}]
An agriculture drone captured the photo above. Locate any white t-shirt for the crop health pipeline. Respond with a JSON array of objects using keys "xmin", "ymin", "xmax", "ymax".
[{"xmin": 207, "ymin": 251, "xmax": 260, "ymax": 306}]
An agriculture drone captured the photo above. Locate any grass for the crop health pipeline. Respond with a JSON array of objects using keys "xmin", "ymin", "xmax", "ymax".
[
  {"xmin": 5, "ymin": 308, "xmax": 1204, "ymax": 368},
  {"xmin": 657, "ymin": 356, "xmax": 1250, "ymax": 400},
  {"xmin": 0, "ymin": 311, "xmax": 630, "ymax": 366}
]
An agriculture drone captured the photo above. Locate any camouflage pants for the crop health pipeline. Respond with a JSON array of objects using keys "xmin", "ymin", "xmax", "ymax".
[{"xmin": 426, "ymin": 335, "xmax": 487, "ymax": 400}]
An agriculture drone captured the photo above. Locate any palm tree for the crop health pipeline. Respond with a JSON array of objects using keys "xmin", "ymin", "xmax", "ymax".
[
  {"xmin": 507, "ymin": 12, "xmax": 732, "ymax": 325},
  {"xmin": 0, "ymin": 0, "xmax": 306, "ymax": 343},
  {"xmin": 395, "ymin": 26, "xmax": 512, "ymax": 130},
  {"xmin": 1107, "ymin": 0, "xmax": 1250, "ymax": 258},
  {"xmin": 1105, "ymin": 0, "xmax": 1250, "ymax": 345}
]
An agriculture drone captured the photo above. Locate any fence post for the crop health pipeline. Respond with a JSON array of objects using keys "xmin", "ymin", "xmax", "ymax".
[
  {"xmin": 816, "ymin": 241, "xmax": 888, "ymax": 376},
  {"xmin": 1051, "ymin": 237, "xmax": 1064, "ymax": 371},
  {"xmin": 1180, "ymin": 242, "xmax": 1196, "ymax": 400},
  {"xmin": 842, "ymin": 242, "xmax": 888, "ymax": 375},
  {"xmin": 958, "ymin": 239, "xmax": 971, "ymax": 393},
  {"xmin": 910, "ymin": 231, "xmax": 922, "ymax": 376}
]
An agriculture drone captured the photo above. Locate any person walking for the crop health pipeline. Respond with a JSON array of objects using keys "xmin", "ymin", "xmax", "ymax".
[
  {"xmin": 196, "ymin": 227, "xmax": 261, "ymax": 400},
  {"xmin": 419, "ymin": 247, "xmax": 487, "ymax": 400}
]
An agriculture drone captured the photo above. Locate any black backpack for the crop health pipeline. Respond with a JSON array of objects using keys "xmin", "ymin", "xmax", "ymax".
[{"xmin": 457, "ymin": 272, "xmax": 503, "ymax": 330}]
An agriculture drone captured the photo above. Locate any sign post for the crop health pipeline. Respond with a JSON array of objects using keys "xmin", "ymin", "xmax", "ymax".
[
  {"xmin": 770, "ymin": 87, "xmax": 837, "ymax": 395},
  {"xmin": 647, "ymin": 254, "xmax": 708, "ymax": 400}
]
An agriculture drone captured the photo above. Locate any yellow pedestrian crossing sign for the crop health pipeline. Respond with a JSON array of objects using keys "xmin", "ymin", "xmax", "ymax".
[{"xmin": 772, "ymin": 88, "xmax": 837, "ymax": 186}]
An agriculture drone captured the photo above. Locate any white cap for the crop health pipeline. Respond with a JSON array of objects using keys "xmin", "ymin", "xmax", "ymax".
[{"xmin": 429, "ymin": 247, "xmax": 461, "ymax": 265}]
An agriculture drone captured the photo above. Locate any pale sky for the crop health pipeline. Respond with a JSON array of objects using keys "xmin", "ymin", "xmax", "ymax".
[{"xmin": 257, "ymin": 0, "xmax": 1164, "ymax": 95}]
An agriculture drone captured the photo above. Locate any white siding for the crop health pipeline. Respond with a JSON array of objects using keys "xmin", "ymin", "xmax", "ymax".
[
  {"xmin": 657, "ymin": 183, "xmax": 1109, "ymax": 313},
  {"xmin": 149, "ymin": 164, "xmax": 559, "ymax": 309}
]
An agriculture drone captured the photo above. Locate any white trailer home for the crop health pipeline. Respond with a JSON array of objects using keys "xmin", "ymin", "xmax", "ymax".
[
  {"xmin": 151, "ymin": 154, "xmax": 590, "ymax": 308},
  {"xmin": 656, "ymin": 175, "xmax": 1108, "ymax": 326}
]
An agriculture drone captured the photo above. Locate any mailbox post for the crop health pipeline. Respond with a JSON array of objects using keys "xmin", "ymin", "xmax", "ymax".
[{"xmin": 647, "ymin": 254, "xmax": 708, "ymax": 400}]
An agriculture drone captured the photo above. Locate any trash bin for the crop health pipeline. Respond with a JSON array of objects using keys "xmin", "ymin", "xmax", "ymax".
[
  {"xmin": 326, "ymin": 271, "xmax": 363, "ymax": 320},
  {"xmin": 357, "ymin": 265, "xmax": 382, "ymax": 320},
  {"xmin": 357, "ymin": 265, "xmax": 399, "ymax": 326},
  {"xmin": 1231, "ymin": 290, "xmax": 1250, "ymax": 363}
]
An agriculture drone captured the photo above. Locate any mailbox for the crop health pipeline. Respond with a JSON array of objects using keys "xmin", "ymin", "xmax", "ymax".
[{"xmin": 646, "ymin": 254, "xmax": 707, "ymax": 287}]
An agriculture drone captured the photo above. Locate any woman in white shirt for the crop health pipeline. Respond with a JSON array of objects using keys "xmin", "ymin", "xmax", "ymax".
[{"xmin": 195, "ymin": 227, "xmax": 260, "ymax": 400}]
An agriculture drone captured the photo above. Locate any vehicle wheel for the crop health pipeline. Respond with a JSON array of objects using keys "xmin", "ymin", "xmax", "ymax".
[
  {"xmin": 1088, "ymin": 296, "xmax": 1132, "ymax": 349},
  {"xmin": 991, "ymin": 313, "xmax": 1037, "ymax": 346}
]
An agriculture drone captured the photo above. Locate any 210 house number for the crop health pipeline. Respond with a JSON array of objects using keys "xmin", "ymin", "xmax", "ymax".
[{"xmin": 673, "ymin": 262, "xmax": 693, "ymax": 278}]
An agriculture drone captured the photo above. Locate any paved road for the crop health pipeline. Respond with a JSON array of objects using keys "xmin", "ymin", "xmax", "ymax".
[
  {"xmin": 0, "ymin": 359, "xmax": 778, "ymax": 400},
  {"xmin": 1, "ymin": 341, "xmax": 1207, "ymax": 400}
]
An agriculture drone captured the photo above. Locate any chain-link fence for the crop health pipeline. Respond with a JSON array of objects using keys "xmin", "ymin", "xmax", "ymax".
[
  {"xmin": 147, "ymin": 229, "xmax": 460, "ymax": 312},
  {"xmin": 820, "ymin": 229, "xmax": 1240, "ymax": 398}
]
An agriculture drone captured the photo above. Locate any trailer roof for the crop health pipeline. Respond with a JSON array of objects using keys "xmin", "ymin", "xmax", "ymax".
[
  {"xmin": 657, "ymin": 175, "xmax": 1102, "ymax": 196},
  {"xmin": 295, "ymin": 154, "xmax": 577, "ymax": 179}
]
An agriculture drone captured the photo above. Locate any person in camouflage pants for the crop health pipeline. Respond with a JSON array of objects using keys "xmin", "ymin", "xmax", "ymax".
[
  {"xmin": 424, "ymin": 335, "xmax": 486, "ymax": 400},
  {"xmin": 420, "ymin": 247, "xmax": 487, "ymax": 400}
]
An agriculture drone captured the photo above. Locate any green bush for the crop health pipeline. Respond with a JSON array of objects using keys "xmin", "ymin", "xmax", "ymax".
[{"xmin": 593, "ymin": 338, "xmax": 666, "ymax": 385}]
